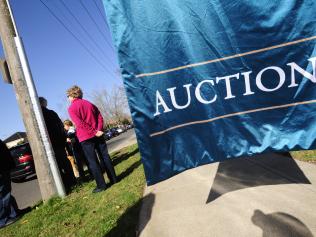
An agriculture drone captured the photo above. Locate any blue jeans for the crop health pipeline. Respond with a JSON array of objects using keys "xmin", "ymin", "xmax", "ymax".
[
  {"xmin": 0, "ymin": 171, "xmax": 18, "ymax": 227},
  {"xmin": 81, "ymin": 136, "xmax": 117, "ymax": 188}
]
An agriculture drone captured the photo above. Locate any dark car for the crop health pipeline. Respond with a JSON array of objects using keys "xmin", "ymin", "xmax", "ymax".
[
  {"xmin": 110, "ymin": 128, "xmax": 119, "ymax": 137},
  {"xmin": 104, "ymin": 130, "xmax": 113, "ymax": 140},
  {"xmin": 9, "ymin": 143, "xmax": 35, "ymax": 181},
  {"xmin": 126, "ymin": 124, "xmax": 133, "ymax": 129}
]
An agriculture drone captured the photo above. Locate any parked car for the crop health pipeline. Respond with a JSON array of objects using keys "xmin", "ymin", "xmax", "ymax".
[
  {"xmin": 126, "ymin": 124, "xmax": 133, "ymax": 129},
  {"xmin": 110, "ymin": 128, "xmax": 119, "ymax": 137},
  {"xmin": 122, "ymin": 125, "xmax": 128, "ymax": 132},
  {"xmin": 104, "ymin": 130, "xmax": 113, "ymax": 140},
  {"xmin": 9, "ymin": 143, "xmax": 35, "ymax": 181},
  {"xmin": 116, "ymin": 127, "xmax": 124, "ymax": 134}
]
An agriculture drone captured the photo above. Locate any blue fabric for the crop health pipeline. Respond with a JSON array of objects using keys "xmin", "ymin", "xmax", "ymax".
[{"xmin": 103, "ymin": 0, "xmax": 316, "ymax": 185}]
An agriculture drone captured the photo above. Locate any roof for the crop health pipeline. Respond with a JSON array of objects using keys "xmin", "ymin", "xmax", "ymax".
[{"xmin": 3, "ymin": 132, "xmax": 27, "ymax": 143}]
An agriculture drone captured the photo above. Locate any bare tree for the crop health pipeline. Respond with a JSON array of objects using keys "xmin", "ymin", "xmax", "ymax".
[
  {"xmin": 90, "ymin": 85, "xmax": 131, "ymax": 128},
  {"xmin": 90, "ymin": 88, "xmax": 111, "ymax": 124},
  {"xmin": 111, "ymin": 85, "xmax": 130, "ymax": 123}
]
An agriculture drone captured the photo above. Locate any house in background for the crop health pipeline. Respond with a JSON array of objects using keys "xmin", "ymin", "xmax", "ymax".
[{"xmin": 4, "ymin": 132, "xmax": 28, "ymax": 148}]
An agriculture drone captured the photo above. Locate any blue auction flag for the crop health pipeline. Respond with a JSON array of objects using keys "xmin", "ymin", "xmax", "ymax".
[{"xmin": 103, "ymin": 1, "xmax": 316, "ymax": 185}]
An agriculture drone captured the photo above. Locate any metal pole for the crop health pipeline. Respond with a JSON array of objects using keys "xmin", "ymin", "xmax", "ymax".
[{"xmin": 0, "ymin": 0, "xmax": 66, "ymax": 199}]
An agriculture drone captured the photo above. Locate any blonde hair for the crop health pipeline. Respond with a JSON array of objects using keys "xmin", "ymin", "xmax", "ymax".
[
  {"xmin": 67, "ymin": 85, "xmax": 83, "ymax": 99},
  {"xmin": 63, "ymin": 119, "xmax": 73, "ymax": 127}
]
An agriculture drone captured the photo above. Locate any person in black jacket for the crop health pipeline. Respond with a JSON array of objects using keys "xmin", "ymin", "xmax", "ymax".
[
  {"xmin": 0, "ymin": 139, "xmax": 19, "ymax": 228},
  {"xmin": 39, "ymin": 97, "xmax": 76, "ymax": 192}
]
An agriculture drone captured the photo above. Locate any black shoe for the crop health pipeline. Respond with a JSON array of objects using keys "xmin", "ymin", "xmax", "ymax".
[
  {"xmin": 110, "ymin": 176, "xmax": 119, "ymax": 184},
  {"xmin": 17, "ymin": 207, "xmax": 31, "ymax": 216},
  {"xmin": 110, "ymin": 179, "xmax": 118, "ymax": 185},
  {"xmin": 92, "ymin": 187, "xmax": 106, "ymax": 193}
]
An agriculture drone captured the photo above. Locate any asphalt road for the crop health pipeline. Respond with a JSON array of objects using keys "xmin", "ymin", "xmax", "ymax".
[
  {"xmin": 107, "ymin": 129, "xmax": 137, "ymax": 153},
  {"xmin": 11, "ymin": 129, "xmax": 137, "ymax": 209}
]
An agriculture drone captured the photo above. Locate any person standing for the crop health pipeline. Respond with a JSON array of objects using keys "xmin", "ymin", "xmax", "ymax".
[
  {"xmin": 0, "ymin": 139, "xmax": 19, "ymax": 228},
  {"xmin": 63, "ymin": 119, "xmax": 86, "ymax": 180},
  {"xmin": 66, "ymin": 86, "xmax": 117, "ymax": 193},
  {"xmin": 39, "ymin": 97, "xmax": 76, "ymax": 192}
]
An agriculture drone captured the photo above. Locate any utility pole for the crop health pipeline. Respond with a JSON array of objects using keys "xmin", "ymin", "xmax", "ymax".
[{"xmin": 0, "ymin": 0, "xmax": 66, "ymax": 200}]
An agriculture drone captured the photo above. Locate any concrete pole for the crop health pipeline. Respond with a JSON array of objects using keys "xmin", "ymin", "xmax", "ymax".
[{"xmin": 0, "ymin": 0, "xmax": 66, "ymax": 200}]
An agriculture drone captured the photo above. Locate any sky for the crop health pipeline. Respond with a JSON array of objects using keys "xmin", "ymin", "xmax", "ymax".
[{"xmin": 0, "ymin": 0, "xmax": 121, "ymax": 139}]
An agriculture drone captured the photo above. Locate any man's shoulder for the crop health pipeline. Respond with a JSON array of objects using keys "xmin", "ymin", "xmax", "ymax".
[
  {"xmin": 46, "ymin": 108, "xmax": 59, "ymax": 117},
  {"xmin": 42, "ymin": 107, "xmax": 57, "ymax": 117}
]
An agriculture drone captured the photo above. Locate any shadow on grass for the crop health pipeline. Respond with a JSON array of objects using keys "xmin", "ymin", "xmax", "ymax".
[
  {"xmin": 111, "ymin": 151, "xmax": 120, "ymax": 158},
  {"xmin": 112, "ymin": 147, "xmax": 139, "ymax": 166},
  {"xmin": 207, "ymin": 152, "xmax": 311, "ymax": 203},
  {"xmin": 105, "ymin": 193, "xmax": 155, "ymax": 237},
  {"xmin": 117, "ymin": 160, "xmax": 142, "ymax": 182}
]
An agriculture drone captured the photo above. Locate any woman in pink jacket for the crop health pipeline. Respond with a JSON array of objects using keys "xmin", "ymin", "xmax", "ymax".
[{"xmin": 67, "ymin": 86, "xmax": 117, "ymax": 193}]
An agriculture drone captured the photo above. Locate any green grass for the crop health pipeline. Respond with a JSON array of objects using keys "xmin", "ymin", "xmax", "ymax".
[
  {"xmin": 0, "ymin": 144, "xmax": 146, "ymax": 237},
  {"xmin": 291, "ymin": 149, "xmax": 316, "ymax": 163}
]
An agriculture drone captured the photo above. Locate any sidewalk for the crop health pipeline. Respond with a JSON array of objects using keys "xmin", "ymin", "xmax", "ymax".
[{"xmin": 138, "ymin": 152, "xmax": 316, "ymax": 237}]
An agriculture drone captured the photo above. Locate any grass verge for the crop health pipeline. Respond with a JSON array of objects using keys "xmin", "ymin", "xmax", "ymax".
[
  {"xmin": 0, "ymin": 144, "xmax": 145, "ymax": 237},
  {"xmin": 291, "ymin": 149, "xmax": 316, "ymax": 163}
]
